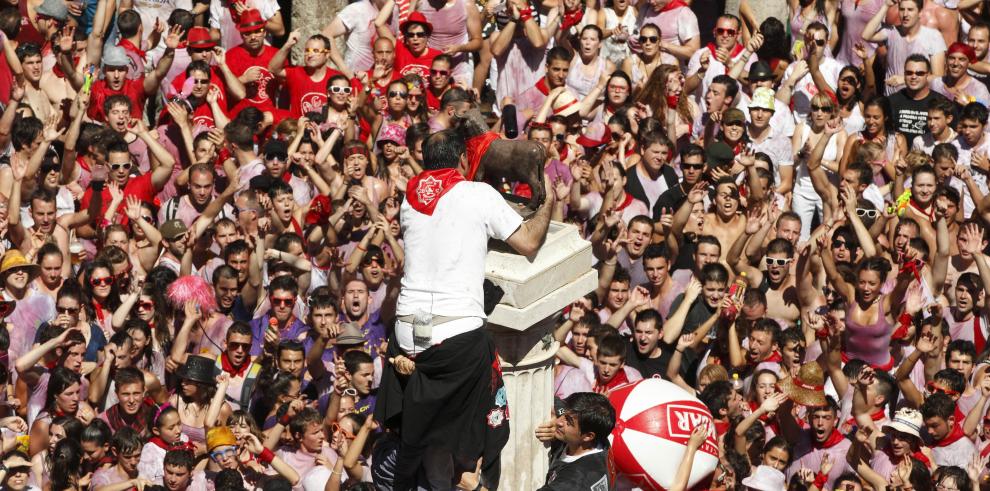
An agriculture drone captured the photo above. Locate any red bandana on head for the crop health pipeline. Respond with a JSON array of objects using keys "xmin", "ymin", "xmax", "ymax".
[{"xmin": 406, "ymin": 169, "xmax": 465, "ymax": 216}]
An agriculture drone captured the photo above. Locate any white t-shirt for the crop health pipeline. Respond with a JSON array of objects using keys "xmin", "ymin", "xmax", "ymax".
[
  {"xmin": 782, "ymin": 56, "xmax": 843, "ymax": 121},
  {"xmin": 688, "ymin": 47, "xmax": 756, "ymax": 112},
  {"xmin": 395, "ymin": 181, "xmax": 523, "ymax": 352},
  {"xmin": 883, "ymin": 26, "xmax": 947, "ymax": 95},
  {"xmin": 337, "ymin": 0, "xmax": 383, "ymax": 73},
  {"xmin": 209, "ymin": 0, "xmax": 280, "ymax": 50}
]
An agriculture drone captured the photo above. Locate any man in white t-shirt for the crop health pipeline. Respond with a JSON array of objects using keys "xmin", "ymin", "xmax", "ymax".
[
  {"xmin": 863, "ymin": 0, "xmax": 947, "ymax": 95},
  {"xmin": 779, "ymin": 22, "xmax": 843, "ymax": 121},
  {"xmin": 687, "ymin": 14, "xmax": 755, "ymax": 112},
  {"xmin": 376, "ymin": 129, "xmax": 555, "ymax": 490},
  {"xmin": 322, "ymin": 0, "xmax": 392, "ymax": 74}
]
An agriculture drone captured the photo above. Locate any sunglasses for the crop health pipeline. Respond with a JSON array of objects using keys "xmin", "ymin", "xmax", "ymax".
[
  {"xmin": 406, "ymin": 31, "xmax": 428, "ymax": 38},
  {"xmin": 137, "ymin": 300, "xmax": 154, "ymax": 311},
  {"xmin": 639, "ymin": 35, "xmax": 659, "ymax": 44},
  {"xmin": 681, "ymin": 163, "xmax": 705, "ymax": 170},
  {"xmin": 363, "ymin": 256, "xmax": 384, "ymax": 266},
  {"xmin": 210, "ymin": 447, "xmax": 238, "ymax": 460},
  {"xmin": 330, "ymin": 86, "xmax": 352, "ymax": 94},
  {"xmin": 856, "ymin": 208, "xmax": 880, "ymax": 218},
  {"xmin": 41, "ymin": 165, "xmax": 60, "ymax": 174},
  {"xmin": 57, "ymin": 306, "xmax": 80, "ymax": 315},
  {"xmin": 840, "ymin": 76, "xmax": 858, "ymax": 85},
  {"xmin": 304, "ymin": 48, "xmax": 328, "ymax": 54},
  {"xmin": 430, "ymin": 69, "xmax": 450, "ymax": 77},
  {"xmin": 723, "ymin": 121, "xmax": 744, "ymax": 127},
  {"xmin": 765, "ymin": 257, "xmax": 790, "ymax": 266},
  {"xmin": 715, "ymin": 27, "xmax": 737, "ymax": 36},
  {"xmin": 265, "ymin": 153, "xmax": 287, "ymax": 162},
  {"xmin": 811, "ymin": 105, "xmax": 833, "ymax": 113},
  {"xmin": 110, "ymin": 162, "xmax": 132, "ymax": 171},
  {"xmin": 271, "ymin": 296, "xmax": 295, "ymax": 307},
  {"xmin": 90, "ymin": 276, "xmax": 114, "ymax": 287},
  {"xmin": 832, "ymin": 239, "xmax": 849, "ymax": 249},
  {"xmin": 227, "ymin": 341, "xmax": 251, "ymax": 352},
  {"xmin": 388, "ymin": 91, "xmax": 408, "ymax": 99},
  {"xmin": 192, "ymin": 78, "xmax": 210, "ymax": 85},
  {"xmin": 811, "ymin": 38, "xmax": 826, "ymax": 47},
  {"xmin": 331, "ymin": 421, "xmax": 357, "ymax": 440},
  {"xmin": 904, "ymin": 70, "xmax": 928, "ymax": 77}
]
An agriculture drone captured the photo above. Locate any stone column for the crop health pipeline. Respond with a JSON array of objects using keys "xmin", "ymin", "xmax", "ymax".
[
  {"xmin": 288, "ymin": 0, "xmax": 349, "ymax": 63},
  {"xmin": 485, "ymin": 222, "xmax": 597, "ymax": 490}
]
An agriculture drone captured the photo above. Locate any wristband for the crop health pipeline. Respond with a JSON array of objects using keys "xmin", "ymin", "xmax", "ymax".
[
  {"xmin": 518, "ymin": 7, "xmax": 533, "ymax": 21},
  {"xmin": 258, "ymin": 448, "xmax": 275, "ymax": 464},
  {"xmin": 356, "ymin": 244, "xmax": 367, "ymax": 251},
  {"xmin": 813, "ymin": 472, "xmax": 828, "ymax": 489}
]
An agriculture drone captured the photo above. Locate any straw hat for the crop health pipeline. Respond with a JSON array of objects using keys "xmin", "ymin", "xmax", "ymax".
[
  {"xmin": 0, "ymin": 250, "xmax": 40, "ymax": 282},
  {"xmin": 779, "ymin": 362, "xmax": 827, "ymax": 407}
]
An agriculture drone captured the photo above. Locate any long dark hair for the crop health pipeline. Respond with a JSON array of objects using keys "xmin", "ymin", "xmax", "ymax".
[
  {"xmin": 50, "ymin": 439, "xmax": 82, "ymax": 491},
  {"xmin": 45, "ymin": 367, "xmax": 80, "ymax": 416},
  {"xmin": 80, "ymin": 259, "xmax": 122, "ymax": 312},
  {"xmin": 124, "ymin": 318, "xmax": 156, "ymax": 371},
  {"xmin": 838, "ymin": 66, "xmax": 865, "ymax": 110}
]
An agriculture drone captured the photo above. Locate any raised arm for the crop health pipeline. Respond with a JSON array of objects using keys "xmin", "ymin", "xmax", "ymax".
[
  {"xmin": 862, "ymin": 0, "xmax": 892, "ymax": 43},
  {"xmin": 374, "ymin": 0, "xmax": 397, "ymax": 42},
  {"xmin": 268, "ymin": 31, "xmax": 300, "ymax": 78},
  {"xmin": 143, "ymin": 26, "xmax": 182, "ymax": 96},
  {"xmin": 662, "ymin": 280, "xmax": 702, "ymax": 345},
  {"xmin": 504, "ymin": 183, "xmax": 555, "ymax": 256}
]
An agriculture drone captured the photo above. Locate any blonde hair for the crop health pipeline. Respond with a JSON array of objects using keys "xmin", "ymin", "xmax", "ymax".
[
  {"xmin": 904, "ymin": 150, "xmax": 932, "ymax": 171},
  {"xmin": 699, "ymin": 364, "xmax": 730, "ymax": 383}
]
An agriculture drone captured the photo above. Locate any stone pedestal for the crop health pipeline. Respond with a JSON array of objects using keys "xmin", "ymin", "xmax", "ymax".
[{"xmin": 485, "ymin": 222, "xmax": 597, "ymax": 490}]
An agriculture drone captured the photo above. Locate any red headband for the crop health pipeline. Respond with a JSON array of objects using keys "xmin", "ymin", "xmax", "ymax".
[
  {"xmin": 948, "ymin": 42, "xmax": 977, "ymax": 63},
  {"xmin": 343, "ymin": 145, "xmax": 369, "ymax": 159}
]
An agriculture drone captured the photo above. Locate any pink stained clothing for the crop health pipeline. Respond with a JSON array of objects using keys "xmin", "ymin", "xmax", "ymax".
[
  {"xmin": 494, "ymin": 38, "xmax": 548, "ymax": 123},
  {"xmin": 577, "ymin": 357, "xmax": 642, "ymax": 387},
  {"xmin": 870, "ymin": 447, "xmax": 907, "ymax": 483},
  {"xmin": 786, "ymin": 433, "xmax": 852, "ymax": 488},
  {"xmin": 931, "ymin": 432, "xmax": 977, "ymax": 468},
  {"xmin": 158, "ymin": 195, "xmax": 206, "ymax": 228},
  {"xmin": 276, "ymin": 445, "xmax": 339, "ymax": 491},
  {"xmin": 336, "ymin": 0, "xmax": 386, "ymax": 73},
  {"xmin": 844, "ymin": 301, "xmax": 894, "ymax": 368},
  {"xmin": 137, "ymin": 437, "xmax": 190, "ymax": 484},
  {"xmin": 191, "ymin": 316, "xmax": 234, "ymax": 358},
  {"xmin": 6, "ymin": 291, "xmax": 56, "ymax": 366},
  {"xmin": 687, "ymin": 47, "xmax": 756, "ymax": 112},
  {"xmin": 838, "ymin": 0, "xmax": 885, "ymax": 65},
  {"xmin": 512, "ymin": 83, "xmax": 551, "ymax": 130},
  {"xmin": 91, "ymin": 465, "xmax": 130, "ymax": 488},
  {"xmin": 635, "ymin": 5, "xmax": 699, "ymax": 63},
  {"xmin": 238, "ymin": 159, "xmax": 266, "ymax": 190},
  {"xmin": 959, "ymin": 389, "xmax": 984, "ymax": 423},
  {"xmin": 419, "ymin": 0, "xmax": 473, "ymax": 86},
  {"xmin": 128, "ymin": 132, "xmax": 152, "ymax": 175},
  {"xmin": 882, "ymin": 26, "xmax": 947, "ymax": 95},
  {"xmin": 930, "ymin": 76, "xmax": 990, "ymax": 106},
  {"xmin": 554, "ymin": 364, "xmax": 593, "ymax": 399},
  {"xmin": 565, "ymin": 55, "xmax": 607, "ymax": 100},
  {"xmin": 947, "ymin": 312, "xmax": 987, "ymax": 345},
  {"xmin": 288, "ymin": 174, "xmax": 314, "ymax": 207},
  {"xmin": 789, "ymin": 9, "xmax": 828, "ymax": 53},
  {"xmin": 26, "ymin": 371, "xmax": 49, "ymax": 428}
]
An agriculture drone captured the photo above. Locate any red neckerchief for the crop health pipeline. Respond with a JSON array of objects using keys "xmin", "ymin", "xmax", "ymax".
[
  {"xmin": 707, "ymin": 42, "xmax": 745, "ymax": 60},
  {"xmin": 976, "ymin": 315, "xmax": 987, "ymax": 354},
  {"xmin": 714, "ymin": 419, "xmax": 730, "ymax": 437},
  {"xmin": 93, "ymin": 299, "xmax": 107, "ymax": 323},
  {"xmin": 908, "ymin": 199, "xmax": 934, "ymax": 222},
  {"xmin": 150, "ymin": 436, "xmax": 196, "ymax": 453},
  {"xmin": 406, "ymin": 169, "xmax": 466, "ymax": 216},
  {"xmin": 290, "ymin": 217, "xmax": 303, "ymax": 238},
  {"xmin": 536, "ymin": 78, "xmax": 550, "ymax": 96},
  {"xmin": 52, "ymin": 55, "xmax": 79, "ymax": 79},
  {"xmin": 748, "ymin": 401, "xmax": 781, "ymax": 434},
  {"xmin": 117, "ymin": 38, "xmax": 146, "ymax": 59},
  {"xmin": 763, "ymin": 350, "xmax": 782, "ymax": 363},
  {"xmin": 465, "ymin": 132, "xmax": 499, "ymax": 181},
  {"xmin": 659, "ymin": 0, "xmax": 688, "ymax": 12},
  {"xmin": 280, "ymin": 172, "xmax": 292, "ymax": 184},
  {"xmin": 934, "ymin": 423, "xmax": 966, "ymax": 447},
  {"xmin": 614, "ymin": 192, "xmax": 635, "ymax": 211},
  {"xmin": 561, "ymin": 7, "xmax": 584, "ymax": 31},
  {"xmin": 845, "ymin": 408, "xmax": 886, "ymax": 428},
  {"xmin": 220, "ymin": 352, "xmax": 250, "ymax": 378},
  {"xmin": 812, "ymin": 429, "xmax": 845, "ymax": 449},
  {"xmin": 594, "ymin": 369, "xmax": 629, "ymax": 394}
]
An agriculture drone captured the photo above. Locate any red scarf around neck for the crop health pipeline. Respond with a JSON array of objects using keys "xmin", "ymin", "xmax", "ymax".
[
  {"xmin": 536, "ymin": 78, "xmax": 551, "ymax": 96},
  {"xmin": 908, "ymin": 199, "xmax": 934, "ymax": 222},
  {"xmin": 561, "ymin": 7, "xmax": 584, "ymax": 31},
  {"xmin": 614, "ymin": 192, "xmax": 635, "ymax": 211},
  {"xmin": 659, "ymin": 0, "xmax": 688, "ymax": 13},
  {"xmin": 465, "ymin": 132, "xmax": 499, "ymax": 181},
  {"xmin": 812, "ymin": 429, "xmax": 845, "ymax": 449},
  {"xmin": 220, "ymin": 352, "xmax": 250, "ymax": 378},
  {"xmin": 845, "ymin": 408, "xmax": 886, "ymax": 428},
  {"xmin": 933, "ymin": 423, "xmax": 966, "ymax": 448},
  {"xmin": 406, "ymin": 169, "xmax": 466, "ymax": 216},
  {"xmin": 975, "ymin": 315, "xmax": 987, "ymax": 354},
  {"xmin": 762, "ymin": 351, "xmax": 782, "ymax": 363},
  {"xmin": 707, "ymin": 42, "xmax": 745, "ymax": 60},
  {"xmin": 117, "ymin": 38, "xmax": 146, "ymax": 59},
  {"xmin": 594, "ymin": 369, "xmax": 630, "ymax": 394}
]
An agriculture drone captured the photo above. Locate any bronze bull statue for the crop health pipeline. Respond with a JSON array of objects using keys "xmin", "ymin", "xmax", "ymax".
[{"xmin": 454, "ymin": 108, "xmax": 547, "ymax": 210}]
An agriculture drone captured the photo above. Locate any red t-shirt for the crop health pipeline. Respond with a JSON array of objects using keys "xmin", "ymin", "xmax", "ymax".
[
  {"xmin": 225, "ymin": 45, "xmax": 279, "ymax": 107},
  {"xmin": 284, "ymin": 66, "xmax": 340, "ymax": 118},
  {"xmin": 81, "ymin": 173, "xmax": 156, "ymax": 223},
  {"xmin": 15, "ymin": 1, "xmax": 44, "ymax": 47},
  {"xmin": 171, "ymin": 66, "xmax": 229, "ymax": 109},
  {"xmin": 88, "ymin": 77, "xmax": 146, "ymax": 122},
  {"xmin": 394, "ymin": 42, "xmax": 440, "ymax": 80}
]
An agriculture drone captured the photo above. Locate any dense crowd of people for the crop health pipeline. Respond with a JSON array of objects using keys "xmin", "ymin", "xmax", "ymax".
[{"xmin": 0, "ymin": 0, "xmax": 990, "ymax": 488}]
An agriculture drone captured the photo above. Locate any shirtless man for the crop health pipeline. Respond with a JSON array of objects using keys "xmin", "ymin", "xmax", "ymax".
[
  {"xmin": 733, "ymin": 238, "xmax": 801, "ymax": 328},
  {"xmin": 642, "ymin": 244, "xmax": 679, "ymax": 319},
  {"xmin": 693, "ymin": 179, "xmax": 747, "ymax": 263}
]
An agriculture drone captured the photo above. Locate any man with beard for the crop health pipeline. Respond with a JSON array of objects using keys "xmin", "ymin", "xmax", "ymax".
[
  {"xmin": 922, "ymin": 393, "xmax": 975, "ymax": 468},
  {"xmin": 213, "ymin": 265, "xmax": 255, "ymax": 322},
  {"xmin": 652, "ymin": 144, "xmax": 707, "ymax": 220},
  {"xmin": 732, "ymin": 238, "xmax": 800, "ymax": 328},
  {"xmin": 967, "ymin": 21, "xmax": 990, "ymax": 90},
  {"xmin": 224, "ymin": 9, "xmax": 282, "ymax": 117},
  {"xmin": 97, "ymin": 367, "xmax": 156, "ymax": 437}
]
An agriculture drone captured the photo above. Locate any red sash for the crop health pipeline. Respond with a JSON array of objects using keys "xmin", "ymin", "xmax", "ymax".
[
  {"xmin": 812, "ymin": 429, "xmax": 845, "ymax": 449},
  {"xmin": 406, "ymin": 169, "xmax": 466, "ymax": 216},
  {"xmin": 465, "ymin": 132, "xmax": 499, "ymax": 181},
  {"xmin": 933, "ymin": 423, "xmax": 966, "ymax": 448}
]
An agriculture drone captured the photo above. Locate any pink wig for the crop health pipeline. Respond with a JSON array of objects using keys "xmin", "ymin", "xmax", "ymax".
[{"xmin": 167, "ymin": 275, "xmax": 218, "ymax": 313}]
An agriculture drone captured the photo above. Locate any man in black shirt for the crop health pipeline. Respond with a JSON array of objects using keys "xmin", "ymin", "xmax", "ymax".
[
  {"xmin": 888, "ymin": 54, "xmax": 946, "ymax": 141},
  {"xmin": 538, "ymin": 392, "xmax": 616, "ymax": 491},
  {"xmin": 623, "ymin": 309, "xmax": 688, "ymax": 381},
  {"xmin": 652, "ymin": 143, "xmax": 721, "ymax": 220}
]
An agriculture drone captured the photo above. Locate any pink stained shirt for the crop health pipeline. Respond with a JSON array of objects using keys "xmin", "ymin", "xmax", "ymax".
[
  {"xmin": 275, "ymin": 445, "xmax": 339, "ymax": 491},
  {"xmin": 786, "ymin": 433, "xmax": 852, "ymax": 488}
]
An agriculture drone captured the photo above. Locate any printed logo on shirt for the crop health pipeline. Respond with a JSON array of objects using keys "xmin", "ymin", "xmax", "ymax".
[
  {"xmin": 248, "ymin": 69, "xmax": 275, "ymax": 104},
  {"xmin": 416, "ymin": 174, "xmax": 443, "ymax": 205},
  {"xmin": 590, "ymin": 474, "xmax": 609, "ymax": 491},
  {"xmin": 300, "ymin": 92, "xmax": 328, "ymax": 115}
]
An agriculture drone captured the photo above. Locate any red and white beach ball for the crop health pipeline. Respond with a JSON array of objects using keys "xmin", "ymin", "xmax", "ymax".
[{"xmin": 607, "ymin": 378, "xmax": 719, "ymax": 490}]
